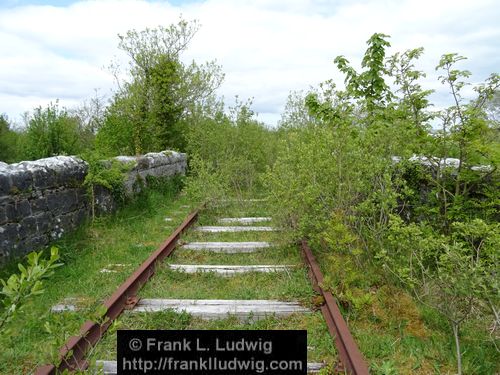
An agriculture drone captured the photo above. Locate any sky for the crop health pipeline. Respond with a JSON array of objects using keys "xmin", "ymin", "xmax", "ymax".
[{"xmin": 0, "ymin": 0, "xmax": 498, "ymax": 127}]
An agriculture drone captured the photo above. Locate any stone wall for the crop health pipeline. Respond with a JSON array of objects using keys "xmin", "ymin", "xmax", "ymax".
[{"xmin": 0, "ymin": 151, "xmax": 186, "ymax": 263}]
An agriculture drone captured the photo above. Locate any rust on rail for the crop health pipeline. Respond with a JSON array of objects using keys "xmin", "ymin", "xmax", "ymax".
[
  {"xmin": 35, "ymin": 209, "xmax": 200, "ymax": 375},
  {"xmin": 301, "ymin": 240, "xmax": 369, "ymax": 375}
]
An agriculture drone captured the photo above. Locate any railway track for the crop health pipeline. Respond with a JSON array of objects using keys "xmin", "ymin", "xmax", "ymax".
[{"xmin": 35, "ymin": 200, "xmax": 368, "ymax": 374}]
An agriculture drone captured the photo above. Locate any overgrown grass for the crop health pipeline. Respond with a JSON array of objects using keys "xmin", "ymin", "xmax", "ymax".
[
  {"xmin": 4, "ymin": 190, "xmax": 495, "ymax": 374},
  {"xmin": 198, "ymin": 201, "xmax": 272, "ymax": 220},
  {"xmin": 123, "ymin": 201, "xmax": 337, "ymax": 367},
  {"xmin": 184, "ymin": 230, "xmax": 278, "ymax": 242},
  {"xmin": 140, "ymin": 263, "xmax": 314, "ymax": 301},
  {"xmin": 0, "ymin": 183, "xmax": 190, "ymax": 374},
  {"xmin": 88, "ymin": 311, "xmax": 336, "ymax": 367},
  {"xmin": 170, "ymin": 246, "xmax": 302, "ymax": 266},
  {"xmin": 313, "ymin": 248, "xmax": 500, "ymax": 375},
  {"xmin": 0, "ymin": 196, "xmax": 339, "ymax": 374},
  {"xmin": 157, "ymin": 200, "xmax": 314, "ymax": 303},
  {"xmin": 84, "ymin": 199, "xmax": 338, "ymax": 369}
]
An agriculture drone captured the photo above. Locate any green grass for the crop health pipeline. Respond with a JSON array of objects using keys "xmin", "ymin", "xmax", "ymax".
[
  {"xmin": 7, "ymin": 191, "xmax": 496, "ymax": 374},
  {"xmin": 87, "ymin": 311, "xmax": 336, "ymax": 367},
  {"xmin": 170, "ymin": 246, "xmax": 302, "ymax": 265},
  {"xmin": 311, "ymin": 246, "xmax": 500, "ymax": 374},
  {"xmin": 201, "ymin": 201, "xmax": 271, "ymax": 219},
  {"xmin": 184, "ymin": 228, "xmax": 280, "ymax": 242},
  {"xmin": 0, "ymin": 186, "xmax": 191, "ymax": 374},
  {"xmin": 147, "ymin": 204, "xmax": 313, "ymax": 301},
  {"xmin": 128, "ymin": 203, "xmax": 337, "ymax": 367},
  {"xmin": 6, "ymin": 187, "xmax": 496, "ymax": 374},
  {"xmin": 0, "ymin": 195, "xmax": 338, "ymax": 374},
  {"xmin": 140, "ymin": 262, "xmax": 314, "ymax": 301}
]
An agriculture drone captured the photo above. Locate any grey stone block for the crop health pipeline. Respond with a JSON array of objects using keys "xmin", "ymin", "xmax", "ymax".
[
  {"xmin": 11, "ymin": 238, "xmax": 29, "ymax": 257},
  {"xmin": 75, "ymin": 188, "xmax": 88, "ymax": 205},
  {"xmin": 32, "ymin": 167, "xmax": 57, "ymax": 190},
  {"xmin": 0, "ymin": 195, "xmax": 12, "ymax": 206},
  {"xmin": 65, "ymin": 189, "xmax": 79, "ymax": 211},
  {"xmin": 17, "ymin": 235, "xmax": 49, "ymax": 255},
  {"xmin": 55, "ymin": 166, "xmax": 85, "ymax": 187},
  {"xmin": 0, "ymin": 206, "xmax": 7, "ymax": 225},
  {"xmin": 5, "ymin": 200, "xmax": 32, "ymax": 222},
  {"xmin": 0, "ymin": 223, "xmax": 19, "ymax": 246},
  {"xmin": 30, "ymin": 196, "xmax": 48, "ymax": 213},
  {"xmin": 0, "ymin": 172, "xmax": 12, "ymax": 196},
  {"xmin": 18, "ymin": 216, "xmax": 38, "ymax": 239},
  {"xmin": 30, "ymin": 235, "xmax": 49, "ymax": 251},
  {"xmin": 10, "ymin": 168, "xmax": 33, "ymax": 192},
  {"xmin": 0, "ymin": 150, "xmax": 186, "ymax": 262},
  {"xmin": 74, "ymin": 207, "xmax": 88, "ymax": 225},
  {"xmin": 136, "ymin": 157, "xmax": 150, "ymax": 170},
  {"xmin": 93, "ymin": 185, "xmax": 116, "ymax": 213},
  {"xmin": 54, "ymin": 167, "xmax": 71, "ymax": 186},
  {"xmin": 34, "ymin": 212, "xmax": 53, "ymax": 233},
  {"xmin": 47, "ymin": 190, "xmax": 77, "ymax": 213},
  {"xmin": 59, "ymin": 211, "xmax": 78, "ymax": 230}
]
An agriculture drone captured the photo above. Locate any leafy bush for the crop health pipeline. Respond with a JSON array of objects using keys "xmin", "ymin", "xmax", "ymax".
[
  {"xmin": 81, "ymin": 152, "xmax": 132, "ymax": 220},
  {"xmin": 0, "ymin": 114, "xmax": 22, "ymax": 163},
  {"xmin": 378, "ymin": 216, "xmax": 499, "ymax": 373},
  {"xmin": 0, "ymin": 248, "xmax": 62, "ymax": 331},
  {"xmin": 23, "ymin": 102, "xmax": 88, "ymax": 160},
  {"xmin": 185, "ymin": 100, "xmax": 278, "ymax": 203},
  {"xmin": 96, "ymin": 19, "xmax": 224, "ymax": 156},
  {"xmin": 264, "ymin": 33, "xmax": 499, "ymax": 373}
]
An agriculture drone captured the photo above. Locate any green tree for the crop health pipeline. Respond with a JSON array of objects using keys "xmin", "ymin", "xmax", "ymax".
[
  {"xmin": 379, "ymin": 217, "xmax": 499, "ymax": 375},
  {"xmin": 418, "ymin": 55, "xmax": 500, "ymax": 228},
  {"xmin": 71, "ymin": 89, "xmax": 107, "ymax": 140},
  {"xmin": 334, "ymin": 33, "xmax": 392, "ymax": 119},
  {"xmin": 24, "ymin": 102, "xmax": 84, "ymax": 160},
  {"xmin": 267, "ymin": 33, "xmax": 499, "ymax": 373},
  {"xmin": 0, "ymin": 114, "xmax": 21, "ymax": 163},
  {"xmin": 387, "ymin": 47, "xmax": 434, "ymax": 137},
  {"xmin": 279, "ymin": 91, "xmax": 318, "ymax": 130},
  {"xmin": 96, "ymin": 18, "xmax": 224, "ymax": 156},
  {"xmin": 186, "ymin": 98, "xmax": 277, "ymax": 201},
  {"xmin": 436, "ymin": 54, "xmax": 499, "ymax": 192}
]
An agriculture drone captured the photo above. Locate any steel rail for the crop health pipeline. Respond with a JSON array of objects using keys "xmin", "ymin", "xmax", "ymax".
[
  {"xmin": 35, "ymin": 209, "xmax": 200, "ymax": 375},
  {"xmin": 301, "ymin": 240, "xmax": 369, "ymax": 375}
]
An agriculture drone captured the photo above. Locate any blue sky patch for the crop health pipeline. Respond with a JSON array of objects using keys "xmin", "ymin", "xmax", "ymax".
[
  {"xmin": 0, "ymin": 0, "xmax": 76, "ymax": 7},
  {"xmin": 0, "ymin": 0, "xmax": 203, "ymax": 7}
]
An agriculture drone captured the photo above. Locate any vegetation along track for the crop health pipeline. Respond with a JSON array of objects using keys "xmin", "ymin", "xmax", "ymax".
[{"xmin": 36, "ymin": 199, "xmax": 369, "ymax": 375}]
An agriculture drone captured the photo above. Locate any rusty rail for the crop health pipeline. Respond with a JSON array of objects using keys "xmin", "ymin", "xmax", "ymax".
[
  {"xmin": 35, "ymin": 209, "xmax": 200, "ymax": 375},
  {"xmin": 301, "ymin": 240, "xmax": 369, "ymax": 375}
]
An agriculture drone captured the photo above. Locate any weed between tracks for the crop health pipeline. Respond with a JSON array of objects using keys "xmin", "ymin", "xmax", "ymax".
[
  {"xmin": 0, "ymin": 198, "xmax": 338, "ymax": 373},
  {"xmin": 169, "ymin": 245, "xmax": 301, "ymax": 265},
  {"xmin": 85, "ymin": 199, "xmax": 337, "ymax": 368},
  {"xmin": 141, "ymin": 257, "xmax": 313, "ymax": 300},
  {"xmin": 123, "ymin": 202, "xmax": 337, "ymax": 368},
  {"xmin": 199, "ymin": 202, "xmax": 271, "ymax": 219},
  {"xmin": 87, "ymin": 311, "xmax": 336, "ymax": 367}
]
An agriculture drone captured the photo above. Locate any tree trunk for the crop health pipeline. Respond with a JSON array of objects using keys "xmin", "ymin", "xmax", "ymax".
[
  {"xmin": 91, "ymin": 185, "xmax": 96, "ymax": 222},
  {"xmin": 452, "ymin": 322, "xmax": 462, "ymax": 375}
]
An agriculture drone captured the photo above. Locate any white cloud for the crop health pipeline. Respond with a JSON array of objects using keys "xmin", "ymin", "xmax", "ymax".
[{"xmin": 0, "ymin": 0, "xmax": 498, "ymax": 126}]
